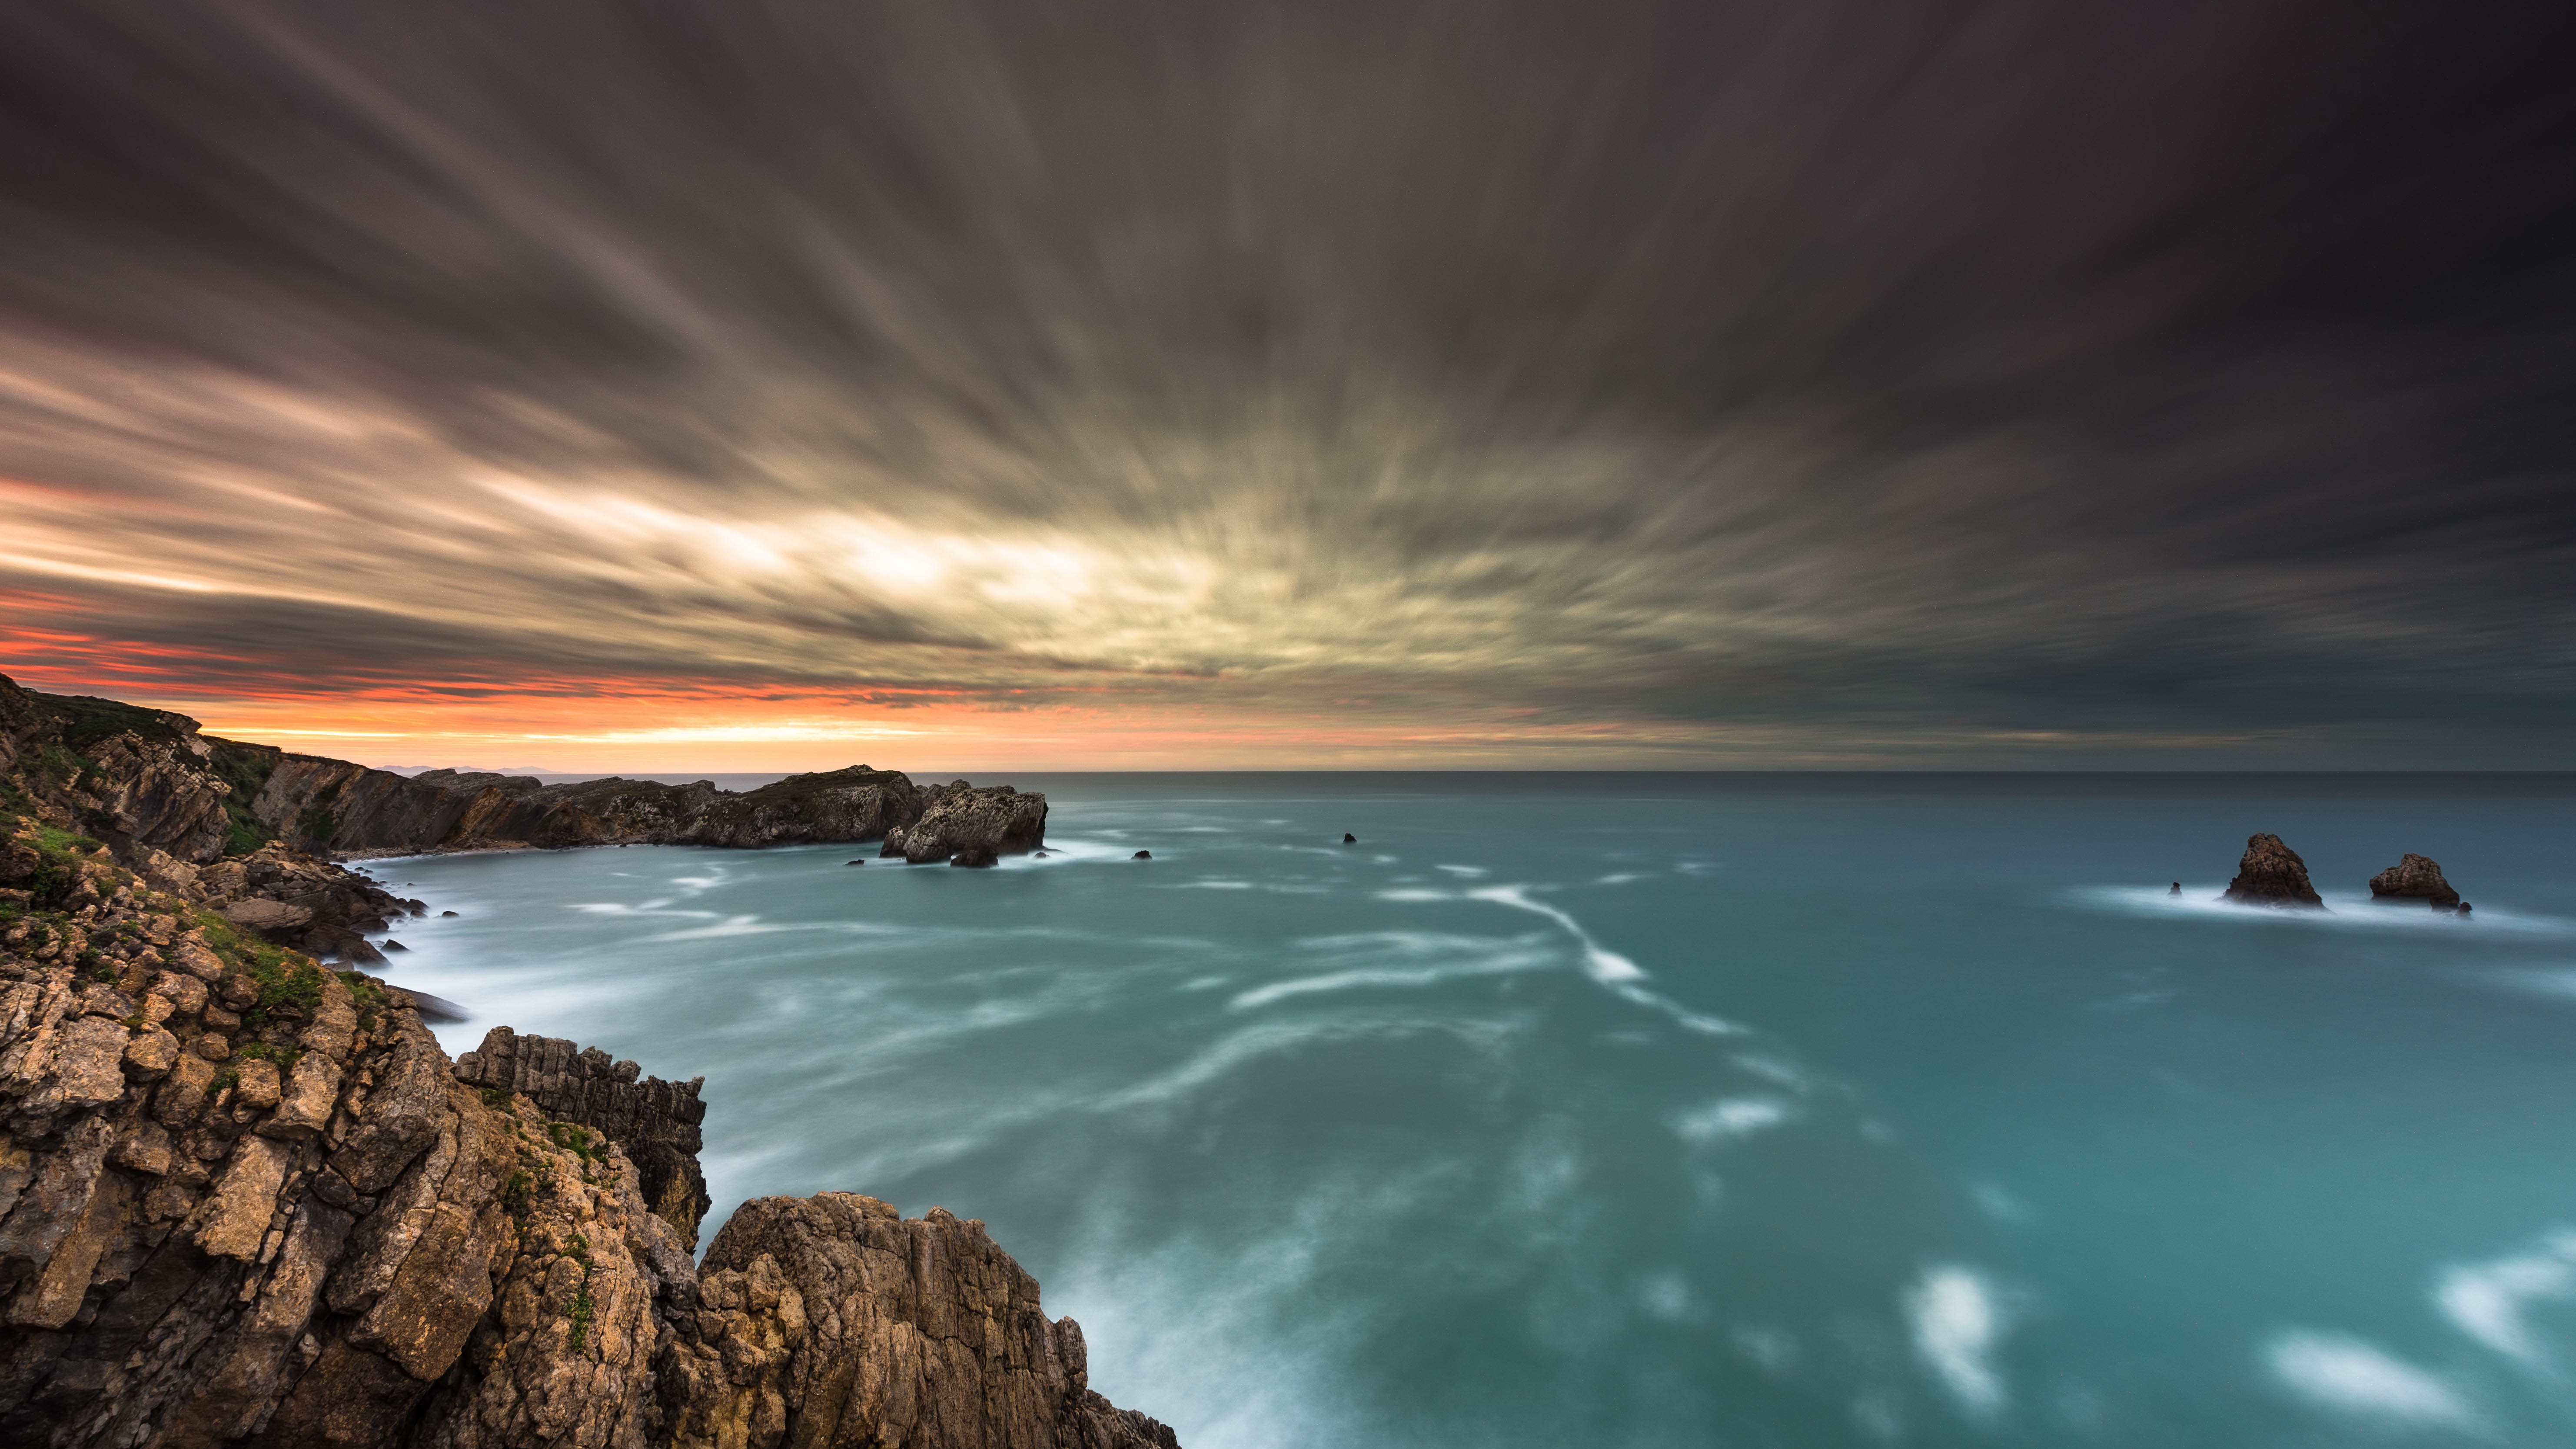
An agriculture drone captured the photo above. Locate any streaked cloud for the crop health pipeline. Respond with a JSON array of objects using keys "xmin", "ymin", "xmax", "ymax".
[{"xmin": 0, "ymin": 1, "xmax": 2569, "ymax": 766}]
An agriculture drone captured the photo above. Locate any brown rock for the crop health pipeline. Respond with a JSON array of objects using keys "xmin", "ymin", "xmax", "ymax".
[
  {"xmin": 2221, "ymin": 833, "xmax": 2325, "ymax": 908},
  {"xmin": 220, "ymin": 897, "xmax": 314, "ymax": 932},
  {"xmin": 234, "ymin": 1056, "xmax": 283, "ymax": 1109},
  {"xmin": 121, "ymin": 1025, "xmax": 180, "ymax": 1079},
  {"xmin": 2367, "ymin": 853, "xmax": 2460, "ymax": 907},
  {"xmin": 662, "ymin": 1193, "xmax": 1178, "ymax": 1449}
]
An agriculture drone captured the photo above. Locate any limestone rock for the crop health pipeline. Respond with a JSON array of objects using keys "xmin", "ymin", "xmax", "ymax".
[
  {"xmin": 453, "ymin": 1026, "xmax": 711, "ymax": 1250},
  {"xmin": 661, "ymin": 1193, "xmax": 1179, "ymax": 1449},
  {"xmin": 2221, "ymin": 833, "xmax": 2324, "ymax": 908},
  {"xmin": 2367, "ymin": 853, "xmax": 2460, "ymax": 907}
]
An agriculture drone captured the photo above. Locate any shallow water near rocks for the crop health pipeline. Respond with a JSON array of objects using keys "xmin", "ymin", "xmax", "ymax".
[{"xmin": 367, "ymin": 773, "xmax": 2576, "ymax": 1449}]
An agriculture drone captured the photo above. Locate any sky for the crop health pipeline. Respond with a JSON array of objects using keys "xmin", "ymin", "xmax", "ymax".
[{"xmin": 1, "ymin": 0, "xmax": 2571, "ymax": 772}]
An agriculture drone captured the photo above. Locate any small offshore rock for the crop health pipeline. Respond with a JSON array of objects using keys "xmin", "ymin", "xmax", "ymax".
[
  {"xmin": 2458, "ymin": 901, "xmax": 2473, "ymax": 916},
  {"xmin": 1133, "ymin": 849, "xmax": 1153, "ymax": 860},
  {"xmin": 2168, "ymin": 882, "xmax": 2180, "ymax": 895},
  {"xmin": 2367, "ymin": 853, "xmax": 2460, "ymax": 907},
  {"xmin": 2221, "ymin": 833, "xmax": 2325, "ymax": 908},
  {"xmin": 1344, "ymin": 833, "xmax": 1357, "ymax": 844},
  {"xmin": 845, "ymin": 859, "xmax": 866, "ymax": 865},
  {"xmin": 951, "ymin": 844, "xmax": 999, "ymax": 868},
  {"xmin": 382, "ymin": 937, "xmax": 409, "ymax": 950},
  {"xmin": 441, "ymin": 909, "xmax": 459, "ymax": 916}
]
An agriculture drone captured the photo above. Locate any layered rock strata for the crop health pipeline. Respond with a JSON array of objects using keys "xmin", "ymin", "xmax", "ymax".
[
  {"xmin": 2221, "ymin": 832, "xmax": 2326, "ymax": 908},
  {"xmin": 0, "ymin": 850, "xmax": 1175, "ymax": 1447},
  {"xmin": 453, "ymin": 1028, "xmax": 711, "ymax": 1249},
  {"xmin": 2367, "ymin": 853, "xmax": 2461, "ymax": 908}
]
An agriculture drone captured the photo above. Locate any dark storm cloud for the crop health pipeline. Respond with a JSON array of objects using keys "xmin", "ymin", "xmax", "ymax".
[{"xmin": 0, "ymin": 0, "xmax": 2570, "ymax": 761}]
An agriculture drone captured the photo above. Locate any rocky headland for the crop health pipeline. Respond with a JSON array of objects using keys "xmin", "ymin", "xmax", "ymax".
[
  {"xmin": 0, "ymin": 675, "xmax": 1174, "ymax": 1446},
  {"xmin": 0, "ymin": 672, "xmax": 1044, "ymax": 869},
  {"xmin": 2220, "ymin": 832, "xmax": 2326, "ymax": 908}
]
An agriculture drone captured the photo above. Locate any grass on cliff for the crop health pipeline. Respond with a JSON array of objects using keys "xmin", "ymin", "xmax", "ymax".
[
  {"xmin": 207, "ymin": 743, "xmax": 279, "ymax": 856},
  {"xmin": 195, "ymin": 911, "xmax": 330, "ymax": 1026},
  {"xmin": 28, "ymin": 690, "xmax": 188, "ymax": 752}
]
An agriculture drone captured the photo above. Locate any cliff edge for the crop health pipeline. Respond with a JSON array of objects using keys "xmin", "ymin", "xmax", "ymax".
[{"xmin": 0, "ymin": 676, "xmax": 1174, "ymax": 1446}]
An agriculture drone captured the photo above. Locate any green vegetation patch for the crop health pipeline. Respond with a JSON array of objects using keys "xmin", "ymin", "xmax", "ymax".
[
  {"xmin": 546, "ymin": 1121, "xmax": 604, "ymax": 1164},
  {"xmin": 207, "ymin": 742, "xmax": 280, "ymax": 856},
  {"xmin": 30, "ymin": 690, "xmax": 188, "ymax": 751}
]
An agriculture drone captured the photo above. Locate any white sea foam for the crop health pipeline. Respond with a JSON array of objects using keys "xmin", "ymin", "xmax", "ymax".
[
  {"xmin": 2437, "ymin": 1230, "xmax": 2576, "ymax": 1365},
  {"xmin": 1671, "ymin": 1096, "xmax": 1793, "ymax": 1144},
  {"xmin": 1228, "ymin": 942, "xmax": 1556, "ymax": 1010},
  {"xmin": 1436, "ymin": 864, "xmax": 1489, "ymax": 877},
  {"xmin": 1092, "ymin": 1016, "xmax": 1518, "ymax": 1111},
  {"xmin": 2078, "ymin": 885, "xmax": 2575, "ymax": 939},
  {"xmin": 1906, "ymin": 1265, "xmax": 2010, "ymax": 1418},
  {"xmin": 644, "ymin": 913, "xmax": 792, "ymax": 940},
  {"xmin": 2264, "ymin": 1330, "xmax": 2479, "ymax": 1428}
]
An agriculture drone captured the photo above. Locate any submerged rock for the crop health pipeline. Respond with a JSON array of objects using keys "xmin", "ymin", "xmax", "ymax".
[
  {"xmin": 2221, "ymin": 833, "xmax": 2325, "ymax": 908},
  {"xmin": 2367, "ymin": 853, "xmax": 2460, "ymax": 907},
  {"xmin": 952, "ymin": 844, "xmax": 1000, "ymax": 868}
]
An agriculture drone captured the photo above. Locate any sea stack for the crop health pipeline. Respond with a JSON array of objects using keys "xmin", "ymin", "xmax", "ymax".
[
  {"xmin": 2367, "ymin": 853, "xmax": 2461, "ymax": 908},
  {"xmin": 2221, "ymin": 833, "xmax": 2326, "ymax": 908}
]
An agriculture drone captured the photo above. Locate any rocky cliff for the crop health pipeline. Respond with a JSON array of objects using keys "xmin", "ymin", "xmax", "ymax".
[
  {"xmin": 0, "ymin": 696, "xmax": 1178, "ymax": 1447},
  {"xmin": 453, "ymin": 1030, "xmax": 711, "ymax": 1252},
  {"xmin": 0, "ymin": 672, "xmax": 1047, "ymax": 873},
  {"xmin": 2221, "ymin": 832, "xmax": 2326, "ymax": 908}
]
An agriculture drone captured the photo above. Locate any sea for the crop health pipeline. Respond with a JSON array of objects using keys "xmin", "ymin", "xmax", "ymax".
[{"xmin": 353, "ymin": 773, "xmax": 2576, "ymax": 1449}]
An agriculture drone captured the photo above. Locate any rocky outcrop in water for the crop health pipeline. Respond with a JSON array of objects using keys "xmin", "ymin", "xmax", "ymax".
[
  {"xmin": 881, "ymin": 783, "xmax": 1050, "ymax": 864},
  {"xmin": 2367, "ymin": 853, "xmax": 2461, "ymax": 908},
  {"xmin": 0, "ymin": 829, "xmax": 1175, "ymax": 1447},
  {"xmin": 454, "ymin": 1028, "xmax": 711, "ymax": 1249},
  {"xmin": 2221, "ymin": 833, "xmax": 2325, "ymax": 908}
]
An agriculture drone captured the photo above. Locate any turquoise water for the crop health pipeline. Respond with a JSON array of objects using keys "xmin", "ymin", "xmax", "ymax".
[{"xmin": 362, "ymin": 775, "xmax": 2576, "ymax": 1448}]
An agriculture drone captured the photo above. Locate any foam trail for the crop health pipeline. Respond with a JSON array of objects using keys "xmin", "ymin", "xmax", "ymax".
[
  {"xmin": 2437, "ymin": 1230, "xmax": 2576, "ymax": 1365},
  {"xmin": 1906, "ymin": 1265, "xmax": 2010, "ymax": 1418},
  {"xmin": 2265, "ymin": 1331, "xmax": 2480, "ymax": 1428},
  {"xmin": 1466, "ymin": 885, "xmax": 1746, "ymax": 1035},
  {"xmin": 1671, "ymin": 1096, "xmax": 1792, "ymax": 1144}
]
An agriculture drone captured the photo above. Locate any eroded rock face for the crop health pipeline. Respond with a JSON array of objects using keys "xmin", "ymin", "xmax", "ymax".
[
  {"xmin": 0, "ymin": 678, "xmax": 1165, "ymax": 1447},
  {"xmin": 883, "ymin": 783, "xmax": 1049, "ymax": 864},
  {"xmin": 660, "ymin": 1193, "xmax": 1178, "ymax": 1449},
  {"xmin": 453, "ymin": 1027, "xmax": 712, "ymax": 1250},
  {"xmin": 2367, "ymin": 853, "xmax": 2461, "ymax": 907},
  {"xmin": 2222, "ymin": 833, "xmax": 2326, "ymax": 908}
]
